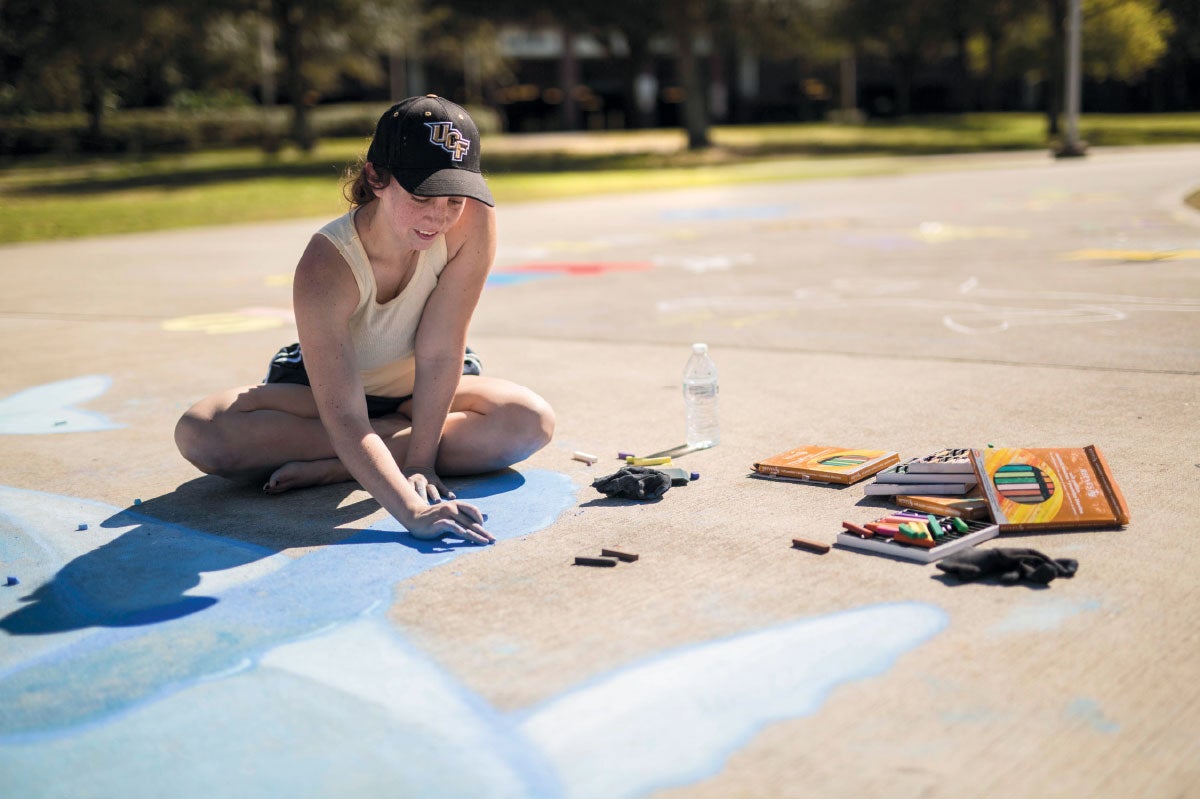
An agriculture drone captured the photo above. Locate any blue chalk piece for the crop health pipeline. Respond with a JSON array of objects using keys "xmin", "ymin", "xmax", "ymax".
[
  {"xmin": 5, "ymin": 576, "xmax": 18, "ymax": 586},
  {"xmin": 77, "ymin": 523, "xmax": 88, "ymax": 531},
  {"xmin": 134, "ymin": 498, "xmax": 142, "ymax": 505}
]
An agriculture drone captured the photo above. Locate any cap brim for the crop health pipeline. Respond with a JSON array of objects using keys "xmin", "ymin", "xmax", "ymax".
[{"xmin": 394, "ymin": 167, "xmax": 495, "ymax": 207}]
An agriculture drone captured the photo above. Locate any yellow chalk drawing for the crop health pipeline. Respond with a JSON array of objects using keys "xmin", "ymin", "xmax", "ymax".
[
  {"xmin": 1064, "ymin": 249, "xmax": 1200, "ymax": 262},
  {"xmin": 264, "ymin": 274, "xmax": 293, "ymax": 287},
  {"xmin": 162, "ymin": 307, "xmax": 295, "ymax": 335}
]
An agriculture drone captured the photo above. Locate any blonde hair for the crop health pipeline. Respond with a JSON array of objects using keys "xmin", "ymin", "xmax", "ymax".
[{"xmin": 341, "ymin": 157, "xmax": 392, "ymax": 208}]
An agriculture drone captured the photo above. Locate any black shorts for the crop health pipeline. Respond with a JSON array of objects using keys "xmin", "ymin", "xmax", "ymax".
[{"xmin": 263, "ymin": 343, "xmax": 410, "ymax": 419}]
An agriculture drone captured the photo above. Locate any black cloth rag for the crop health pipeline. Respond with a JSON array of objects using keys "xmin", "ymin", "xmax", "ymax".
[
  {"xmin": 592, "ymin": 466, "xmax": 672, "ymax": 501},
  {"xmin": 937, "ymin": 547, "xmax": 1079, "ymax": 585}
]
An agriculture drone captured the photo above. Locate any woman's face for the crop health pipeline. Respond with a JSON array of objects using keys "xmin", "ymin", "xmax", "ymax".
[{"xmin": 371, "ymin": 168, "xmax": 466, "ymax": 250}]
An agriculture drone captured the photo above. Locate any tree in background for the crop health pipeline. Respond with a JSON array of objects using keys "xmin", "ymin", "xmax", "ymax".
[
  {"xmin": 1156, "ymin": 0, "xmax": 1200, "ymax": 110},
  {"xmin": 0, "ymin": 0, "xmax": 165, "ymax": 140},
  {"xmin": 1040, "ymin": 0, "xmax": 1172, "ymax": 135},
  {"xmin": 831, "ymin": 0, "xmax": 952, "ymax": 116},
  {"xmin": 971, "ymin": 0, "xmax": 1043, "ymax": 111}
]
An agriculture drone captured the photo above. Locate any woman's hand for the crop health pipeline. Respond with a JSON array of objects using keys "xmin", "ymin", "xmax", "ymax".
[
  {"xmin": 402, "ymin": 465, "xmax": 456, "ymax": 503},
  {"xmin": 406, "ymin": 499, "xmax": 493, "ymax": 544}
]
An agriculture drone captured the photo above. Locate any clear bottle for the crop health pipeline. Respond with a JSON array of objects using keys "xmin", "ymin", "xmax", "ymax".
[{"xmin": 683, "ymin": 342, "xmax": 720, "ymax": 449}]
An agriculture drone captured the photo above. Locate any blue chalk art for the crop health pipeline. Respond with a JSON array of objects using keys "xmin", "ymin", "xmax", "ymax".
[
  {"xmin": 0, "ymin": 475, "xmax": 948, "ymax": 798},
  {"xmin": 0, "ymin": 375, "xmax": 122, "ymax": 435}
]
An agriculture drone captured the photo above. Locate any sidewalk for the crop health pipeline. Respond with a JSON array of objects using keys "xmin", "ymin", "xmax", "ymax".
[{"xmin": 1, "ymin": 147, "xmax": 1197, "ymax": 798}]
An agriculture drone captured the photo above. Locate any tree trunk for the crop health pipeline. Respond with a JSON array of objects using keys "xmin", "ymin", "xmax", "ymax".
[
  {"xmin": 273, "ymin": 0, "xmax": 315, "ymax": 151},
  {"xmin": 558, "ymin": 26, "xmax": 579, "ymax": 131},
  {"xmin": 625, "ymin": 32, "xmax": 656, "ymax": 129},
  {"xmin": 983, "ymin": 30, "xmax": 1002, "ymax": 110},
  {"xmin": 1045, "ymin": 0, "xmax": 1065, "ymax": 137},
  {"xmin": 952, "ymin": 28, "xmax": 971, "ymax": 111},
  {"xmin": 81, "ymin": 65, "xmax": 106, "ymax": 145},
  {"xmin": 674, "ymin": 3, "xmax": 709, "ymax": 150},
  {"xmin": 894, "ymin": 54, "xmax": 916, "ymax": 116}
]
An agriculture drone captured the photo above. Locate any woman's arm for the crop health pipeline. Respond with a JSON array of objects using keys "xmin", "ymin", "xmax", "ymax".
[
  {"xmin": 294, "ymin": 233, "xmax": 492, "ymax": 543},
  {"xmin": 403, "ymin": 199, "xmax": 497, "ymax": 498}
]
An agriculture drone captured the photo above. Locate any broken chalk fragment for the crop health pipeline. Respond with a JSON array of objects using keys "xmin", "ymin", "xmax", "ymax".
[
  {"xmin": 572, "ymin": 451, "xmax": 599, "ymax": 465},
  {"xmin": 792, "ymin": 538, "xmax": 831, "ymax": 554},
  {"xmin": 134, "ymin": 498, "xmax": 142, "ymax": 505},
  {"xmin": 574, "ymin": 556, "xmax": 618, "ymax": 568},
  {"xmin": 617, "ymin": 451, "xmax": 635, "ymax": 459},
  {"xmin": 5, "ymin": 576, "xmax": 18, "ymax": 586},
  {"xmin": 77, "ymin": 523, "xmax": 88, "ymax": 531},
  {"xmin": 600, "ymin": 548, "xmax": 639, "ymax": 562}
]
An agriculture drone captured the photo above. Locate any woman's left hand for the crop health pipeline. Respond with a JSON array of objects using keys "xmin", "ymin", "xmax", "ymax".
[{"xmin": 403, "ymin": 465, "xmax": 456, "ymax": 503}]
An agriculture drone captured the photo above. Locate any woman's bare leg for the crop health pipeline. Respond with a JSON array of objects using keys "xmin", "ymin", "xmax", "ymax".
[{"xmin": 174, "ymin": 376, "xmax": 555, "ymax": 493}]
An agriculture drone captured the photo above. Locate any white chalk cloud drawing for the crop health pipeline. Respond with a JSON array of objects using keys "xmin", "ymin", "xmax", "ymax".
[
  {"xmin": 0, "ymin": 483, "xmax": 947, "ymax": 799},
  {"xmin": 656, "ymin": 277, "xmax": 1200, "ymax": 335},
  {"xmin": 653, "ymin": 253, "xmax": 757, "ymax": 273},
  {"xmin": 0, "ymin": 375, "xmax": 122, "ymax": 435}
]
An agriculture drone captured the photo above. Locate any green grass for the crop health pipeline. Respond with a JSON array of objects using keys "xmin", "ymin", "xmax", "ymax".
[{"xmin": 2, "ymin": 112, "xmax": 1199, "ymax": 243}]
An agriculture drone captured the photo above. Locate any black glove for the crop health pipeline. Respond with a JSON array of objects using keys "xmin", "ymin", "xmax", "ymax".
[
  {"xmin": 937, "ymin": 547, "xmax": 1079, "ymax": 585},
  {"xmin": 592, "ymin": 466, "xmax": 672, "ymax": 500}
]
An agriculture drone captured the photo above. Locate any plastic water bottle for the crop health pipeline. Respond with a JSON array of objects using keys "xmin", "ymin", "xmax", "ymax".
[{"xmin": 683, "ymin": 342, "xmax": 719, "ymax": 449}]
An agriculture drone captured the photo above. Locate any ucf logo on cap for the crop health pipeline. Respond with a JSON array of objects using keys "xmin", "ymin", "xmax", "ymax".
[{"xmin": 425, "ymin": 122, "xmax": 471, "ymax": 162}]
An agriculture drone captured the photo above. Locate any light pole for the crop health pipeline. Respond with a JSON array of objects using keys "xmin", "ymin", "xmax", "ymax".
[{"xmin": 1056, "ymin": 0, "xmax": 1087, "ymax": 157}]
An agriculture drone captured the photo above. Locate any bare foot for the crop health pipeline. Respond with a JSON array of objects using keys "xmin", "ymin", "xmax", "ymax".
[{"xmin": 263, "ymin": 458, "xmax": 351, "ymax": 494}]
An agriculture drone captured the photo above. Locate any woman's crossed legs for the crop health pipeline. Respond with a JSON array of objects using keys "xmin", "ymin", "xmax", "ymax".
[{"xmin": 174, "ymin": 376, "xmax": 555, "ymax": 493}]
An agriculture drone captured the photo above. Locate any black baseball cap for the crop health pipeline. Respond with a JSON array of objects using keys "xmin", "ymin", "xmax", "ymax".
[{"xmin": 367, "ymin": 95, "xmax": 495, "ymax": 207}]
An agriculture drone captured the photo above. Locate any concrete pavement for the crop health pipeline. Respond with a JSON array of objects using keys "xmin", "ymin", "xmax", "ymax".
[{"xmin": 1, "ymin": 146, "xmax": 1197, "ymax": 798}]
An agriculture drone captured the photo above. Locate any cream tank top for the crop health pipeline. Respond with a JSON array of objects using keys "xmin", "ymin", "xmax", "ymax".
[{"xmin": 315, "ymin": 208, "xmax": 449, "ymax": 397}]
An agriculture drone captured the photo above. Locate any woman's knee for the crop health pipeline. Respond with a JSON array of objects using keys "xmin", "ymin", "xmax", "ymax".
[
  {"xmin": 502, "ymin": 389, "xmax": 555, "ymax": 457},
  {"xmin": 174, "ymin": 392, "xmax": 246, "ymax": 476}
]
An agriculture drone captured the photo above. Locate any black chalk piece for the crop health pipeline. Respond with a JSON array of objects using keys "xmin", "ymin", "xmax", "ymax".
[{"xmin": 574, "ymin": 556, "xmax": 618, "ymax": 568}]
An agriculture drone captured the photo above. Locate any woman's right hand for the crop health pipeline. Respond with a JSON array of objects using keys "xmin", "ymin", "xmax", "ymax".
[{"xmin": 406, "ymin": 499, "xmax": 494, "ymax": 544}]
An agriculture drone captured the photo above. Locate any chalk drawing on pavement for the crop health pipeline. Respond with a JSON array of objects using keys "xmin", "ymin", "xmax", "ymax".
[
  {"xmin": 655, "ymin": 277, "xmax": 1200, "ymax": 335},
  {"xmin": 0, "ymin": 376, "xmax": 122, "ymax": 435},
  {"xmin": 161, "ymin": 306, "xmax": 295, "ymax": 335},
  {"xmin": 653, "ymin": 253, "xmax": 756, "ymax": 273},
  {"xmin": 0, "ymin": 478, "xmax": 947, "ymax": 798},
  {"xmin": 1064, "ymin": 248, "xmax": 1200, "ymax": 262},
  {"xmin": 487, "ymin": 261, "xmax": 652, "ymax": 288}
]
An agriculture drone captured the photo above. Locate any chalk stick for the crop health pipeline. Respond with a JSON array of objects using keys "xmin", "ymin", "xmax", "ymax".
[
  {"xmin": 601, "ymin": 548, "xmax": 639, "ymax": 562},
  {"xmin": 895, "ymin": 530, "xmax": 936, "ymax": 548},
  {"xmin": 572, "ymin": 451, "xmax": 599, "ymax": 465},
  {"xmin": 925, "ymin": 515, "xmax": 945, "ymax": 538},
  {"xmin": 575, "ymin": 556, "xmax": 618, "ymax": 568},
  {"xmin": 77, "ymin": 523, "xmax": 88, "ymax": 531},
  {"xmin": 865, "ymin": 522, "xmax": 899, "ymax": 537},
  {"xmin": 950, "ymin": 517, "xmax": 970, "ymax": 533},
  {"xmin": 841, "ymin": 521, "xmax": 873, "ymax": 537},
  {"xmin": 626, "ymin": 456, "xmax": 672, "ymax": 466},
  {"xmin": 5, "ymin": 576, "xmax": 18, "ymax": 586},
  {"xmin": 791, "ymin": 538, "xmax": 831, "ymax": 554}
]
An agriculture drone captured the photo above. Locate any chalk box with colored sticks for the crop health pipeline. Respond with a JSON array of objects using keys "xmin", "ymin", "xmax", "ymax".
[{"xmin": 835, "ymin": 511, "xmax": 1000, "ymax": 564}]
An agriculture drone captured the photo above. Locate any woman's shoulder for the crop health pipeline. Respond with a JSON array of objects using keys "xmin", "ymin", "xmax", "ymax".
[
  {"xmin": 315, "ymin": 208, "xmax": 357, "ymax": 245},
  {"xmin": 445, "ymin": 199, "xmax": 496, "ymax": 261}
]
